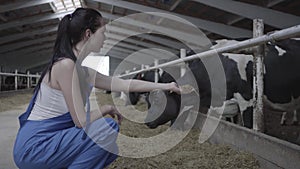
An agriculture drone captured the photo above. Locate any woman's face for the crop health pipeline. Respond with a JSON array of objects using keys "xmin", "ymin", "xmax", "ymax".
[{"xmin": 89, "ymin": 19, "xmax": 106, "ymax": 53}]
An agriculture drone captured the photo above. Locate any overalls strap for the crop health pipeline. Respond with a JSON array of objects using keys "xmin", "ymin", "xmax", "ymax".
[{"xmin": 18, "ymin": 86, "xmax": 40, "ymax": 127}]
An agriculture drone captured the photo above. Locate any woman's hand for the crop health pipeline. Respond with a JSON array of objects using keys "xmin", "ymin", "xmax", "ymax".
[
  {"xmin": 100, "ymin": 105, "xmax": 123, "ymax": 125},
  {"xmin": 166, "ymin": 82, "xmax": 181, "ymax": 94}
]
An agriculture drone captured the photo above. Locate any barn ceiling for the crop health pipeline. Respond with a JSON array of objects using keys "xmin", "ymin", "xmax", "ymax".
[{"xmin": 0, "ymin": 0, "xmax": 300, "ymax": 73}]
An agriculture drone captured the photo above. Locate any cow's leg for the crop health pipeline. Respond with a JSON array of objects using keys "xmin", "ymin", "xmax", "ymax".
[
  {"xmin": 119, "ymin": 92, "xmax": 128, "ymax": 105},
  {"xmin": 170, "ymin": 109, "xmax": 191, "ymax": 130},
  {"xmin": 296, "ymin": 134, "xmax": 300, "ymax": 144},
  {"xmin": 280, "ymin": 112, "xmax": 287, "ymax": 125},
  {"xmin": 236, "ymin": 108, "xmax": 243, "ymax": 126},
  {"xmin": 199, "ymin": 107, "xmax": 208, "ymax": 114},
  {"xmin": 170, "ymin": 118, "xmax": 176, "ymax": 125},
  {"xmin": 242, "ymin": 107, "xmax": 253, "ymax": 128},
  {"xmin": 292, "ymin": 110, "xmax": 298, "ymax": 125}
]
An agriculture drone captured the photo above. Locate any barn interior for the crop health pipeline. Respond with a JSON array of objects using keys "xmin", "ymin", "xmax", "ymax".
[
  {"xmin": 0, "ymin": 0, "xmax": 300, "ymax": 74},
  {"xmin": 0, "ymin": 1, "xmax": 300, "ymax": 169}
]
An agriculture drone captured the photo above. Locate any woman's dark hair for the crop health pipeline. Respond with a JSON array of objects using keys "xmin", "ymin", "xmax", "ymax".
[{"xmin": 35, "ymin": 8, "xmax": 102, "ymax": 92}]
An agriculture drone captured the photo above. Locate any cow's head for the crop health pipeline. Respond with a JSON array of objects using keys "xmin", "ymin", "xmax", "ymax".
[
  {"xmin": 126, "ymin": 69, "xmax": 176, "ymax": 106},
  {"xmin": 145, "ymin": 90, "xmax": 181, "ymax": 129},
  {"xmin": 125, "ymin": 72, "xmax": 148, "ymax": 106}
]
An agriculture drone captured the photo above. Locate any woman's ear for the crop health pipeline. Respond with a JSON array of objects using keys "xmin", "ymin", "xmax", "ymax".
[{"xmin": 85, "ymin": 29, "xmax": 92, "ymax": 39}]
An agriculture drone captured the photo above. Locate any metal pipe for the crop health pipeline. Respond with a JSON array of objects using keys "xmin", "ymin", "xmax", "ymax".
[
  {"xmin": 14, "ymin": 69, "xmax": 18, "ymax": 91},
  {"xmin": 119, "ymin": 24, "xmax": 300, "ymax": 77},
  {"xmin": 180, "ymin": 48, "xmax": 186, "ymax": 77},
  {"xmin": 154, "ymin": 59, "xmax": 159, "ymax": 83}
]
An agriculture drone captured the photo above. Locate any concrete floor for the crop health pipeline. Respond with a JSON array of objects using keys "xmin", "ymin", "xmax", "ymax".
[{"xmin": 0, "ymin": 105, "xmax": 27, "ymax": 169}]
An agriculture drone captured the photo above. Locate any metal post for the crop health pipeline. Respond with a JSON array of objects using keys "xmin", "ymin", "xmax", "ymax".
[
  {"xmin": 15, "ymin": 69, "xmax": 18, "ymax": 90},
  {"xmin": 253, "ymin": 19, "xmax": 265, "ymax": 132},
  {"xmin": 0, "ymin": 66, "xmax": 2, "ymax": 91},
  {"xmin": 154, "ymin": 59, "xmax": 159, "ymax": 83},
  {"xmin": 35, "ymin": 72, "xmax": 39, "ymax": 87},
  {"xmin": 27, "ymin": 71, "xmax": 30, "ymax": 89},
  {"xmin": 180, "ymin": 48, "xmax": 186, "ymax": 77}
]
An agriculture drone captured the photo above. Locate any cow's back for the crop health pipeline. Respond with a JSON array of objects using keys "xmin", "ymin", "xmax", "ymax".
[{"xmin": 264, "ymin": 39, "xmax": 300, "ymax": 104}]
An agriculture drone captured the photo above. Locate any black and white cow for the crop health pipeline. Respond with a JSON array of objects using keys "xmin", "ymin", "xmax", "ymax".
[
  {"xmin": 145, "ymin": 48, "xmax": 252, "ymax": 128},
  {"xmin": 144, "ymin": 38, "xmax": 300, "ymax": 129},
  {"xmin": 126, "ymin": 68, "xmax": 177, "ymax": 106}
]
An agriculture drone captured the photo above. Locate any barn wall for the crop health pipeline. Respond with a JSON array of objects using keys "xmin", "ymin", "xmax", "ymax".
[{"xmin": 109, "ymin": 57, "xmax": 123, "ymax": 76}]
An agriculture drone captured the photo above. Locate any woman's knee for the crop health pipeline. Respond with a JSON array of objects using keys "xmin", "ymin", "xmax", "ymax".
[
  {"xmin": 104, "ymin": 118, "xmax": 119, "ymax": 132},
  {"xmin": 86, "ymin": 117, "xmax": 119, "ymax": 146}
]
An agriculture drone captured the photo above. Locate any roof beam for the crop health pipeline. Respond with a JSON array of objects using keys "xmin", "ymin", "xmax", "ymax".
[
  {"xmin": 0, "ymin": 11, "xmax": 70, "ymax": 31},
  {"xmin": 28, "ymin": 62, "xmax": 48, "ymax": 72},
  {"xmin": 267, "ymin": 0, "xmax": 285, "ymax": 7},
  {"xmin": 0, "ymin": 0, "xmax": 54, "ymax": 13},
  {"xmin": 102, "ymin": 44, "xmax": 170, "ymax": 61},
  {"xmin": 0, "ymin": 14, "xmax": 8, "ymax": 22},
  {"xmin": 104, "ymin": 39, "xmax": 178, "ymax": 59},
  {"xmin": 226, "ymin": 0, "xmax": 285, "ymax": 25},
  {"xmin": 192, "ymin": 0, "xmax": 300, "ymax": 28},
  {"xmin": 1, "ymin": 43, "xmax": 53, "ymax": 58},
  {"xmin": 219, "ymin": 0, "xmax": 284, "ymax": 36},
  {"xmin": 102, "ymin": 44, "xmax": 155, "ymax": 59},
  {"xmin": 0, "ymin": 8, "xmax": 199, "ymax": 55},
  {"xmin": 106, "ymin": 24, "xmax": 187, "ymax": 49},
  {"xmin": 106, "ymin": 32, "xmax": 178, "ymax": 54},
  {"xmin": 100, "ymin": 50, "xmax": 149, "ymax": 66},
  {"xmin": 101, "ymin": 45, "xmax": 159, "ymax": 65},
  {"xmin": 0, "ymin": 9, "xmax": 200, "ymax": 51},
  {"xmin": 100, "ymin": 10, "xmax": 208, "ymax": 48},
  {"xmin": 1, "ymin": 50, "xmax": 52, "ymax": 71},
  {"xmin": 0, "ymin": 26, "xmax": 57, "ymax": 45},
  {"xmin": 23, "ymin": 51, "xmax": 51, "ymax": 67},
  {"xmin": 101, "ymin": 45, "xmax": 136, "ymax": 55},
  {"xmin": 108, "ymin": 15, "xmax": 208, "ymax": 48},
  {"xmin": 170, "ymin": 0, "xmax": 182, "ymax": 11},
  {"xmin": 101, "ymin": 50, "xmax": 130, "ymax": 60},
  {"xmin": 24, "ymin": 52, "xmax": 52, "ymax": 70},
  {"xmin": 91, "ymin": 0, "xmax": 252, "ymax": 38},
  {"xmin": 0, "ymin": 35, "xmax": 56, "ymax": 53}
]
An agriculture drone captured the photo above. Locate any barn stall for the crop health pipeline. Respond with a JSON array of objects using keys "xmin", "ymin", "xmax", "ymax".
[{"xmin": 1, "ymin": 0, "xmax": 300, "ymax": 169}]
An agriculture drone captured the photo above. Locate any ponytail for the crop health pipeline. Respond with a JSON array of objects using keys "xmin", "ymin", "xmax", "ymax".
[
  {"xmin": 35, "ymin": 14, "xmax": 76, "ymax": 92},
  {"xmin": 54, "ymin": 14, "xmax": 77, "ymax": 61},
  {"xmin": 34, "ymin": 8, "xmax": 102, "ymax": 92}
]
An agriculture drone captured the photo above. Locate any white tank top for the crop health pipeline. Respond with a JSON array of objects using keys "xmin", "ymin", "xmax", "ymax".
[{"xmin": 28, "ymin": 82, "xmax": 69, "ymax": 120}]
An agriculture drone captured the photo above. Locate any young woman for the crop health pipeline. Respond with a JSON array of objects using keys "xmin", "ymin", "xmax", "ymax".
[{"xmin": 13, "ymin": 8, "xmax": 180, "ymax": 169}]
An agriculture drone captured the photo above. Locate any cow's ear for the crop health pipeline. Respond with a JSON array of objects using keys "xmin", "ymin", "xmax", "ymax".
[{"xmin": 180, "ymin": 84, "xmax": 199, "ymax": 96}]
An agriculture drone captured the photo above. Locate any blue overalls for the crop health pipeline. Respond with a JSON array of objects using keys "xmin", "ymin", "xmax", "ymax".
[{"xmin": 13, "ymin": 87, "xmax": 119, "ymax": 169}]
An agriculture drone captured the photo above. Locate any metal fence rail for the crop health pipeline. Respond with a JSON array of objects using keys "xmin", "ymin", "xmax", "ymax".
[
  {"xmin": 0, "ymin": 70, "xmax": 40, "ymax": 91},
  {"xmin": 119, "ymin": 24, "xmax": 300, "ymax": 78}
]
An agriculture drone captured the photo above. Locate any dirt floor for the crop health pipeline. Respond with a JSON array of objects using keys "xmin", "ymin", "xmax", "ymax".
[
  {"xmin": 2, "ymin": 89, "xmax": 300, "ymax": 168},
  {"xmin": 0, "ymin": 90, "xmax": 260, "ymax": 169},
  {"xmin": 3, "ymin": 89, "xmax": 299, "ymax": 168},
  {"xmin": 95, "ymin": 90, "xmax": 260, "ymax": 169},
  {"xmin": 0, "ymin": 91, "xmax": 32, "ymax": 112}
]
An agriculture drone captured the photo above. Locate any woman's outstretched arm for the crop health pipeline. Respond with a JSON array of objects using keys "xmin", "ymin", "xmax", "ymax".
[{"xmin": 94, "ymin": 72, "xmax": 181, "ymax": 94}]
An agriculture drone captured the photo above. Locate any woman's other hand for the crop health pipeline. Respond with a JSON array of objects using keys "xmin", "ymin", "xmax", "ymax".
[
  {"xmin": 167, "ymin": 82, "xmax": 181, "ymax": 94},
  {"xmin": 100, "ymin": 105, "xmax": 123, "ymax": 125}
]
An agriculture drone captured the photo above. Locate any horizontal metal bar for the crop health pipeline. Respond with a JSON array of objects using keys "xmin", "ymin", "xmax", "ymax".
[
  {"xmin": 0, "ymin": 72, "xmax": 40, "ymax": 78},
  {"xmin": 119, "ymin": 24, "xmax": 300, "ymax": 78}
]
